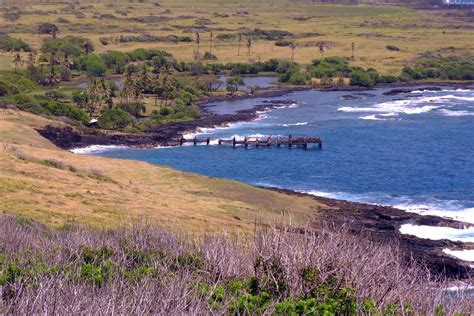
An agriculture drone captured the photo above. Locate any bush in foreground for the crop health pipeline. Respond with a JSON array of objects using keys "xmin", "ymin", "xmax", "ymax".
[{"xmin": 0, "ymin": 215, "xmax": 471, "ymax": 314}]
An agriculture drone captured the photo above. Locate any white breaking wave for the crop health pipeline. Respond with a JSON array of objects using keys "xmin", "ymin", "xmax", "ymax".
[
  {"xmin": 438, "ymin": 109, "xmax": 474, "ymax": 117},
  {"xmin": 70, "ymin": 145, "xmax": 129, "ymax": 154},
  {"xmin": 443, "ymin": 249, "xmax": 474, "ymax": 262},
  {"xmin": 282, "ymin": 122, "xmax": 308, "ymax": 127},
  {"xmin": 338, "ymin": 94, "xmax": 474, "ymax": 117},
  {"xmin": 359, "ymin": 115, "xmax": 386, "ymax": 121},
  {"xmin": 301, "ymin": 190, "xmax": 474, "ymax": 226},
  {"xmin": 395, "ymin": 204, "xmax": 474, "ymax": 224},
  {"xmin": 399, "ymin": 224, "xmax": 474, "ymax": 242}
]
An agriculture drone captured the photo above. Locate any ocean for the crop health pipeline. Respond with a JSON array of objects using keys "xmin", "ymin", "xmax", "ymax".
[{"xmin": 76, "ymin": 85, "xmax": 474, "ymax": 245}]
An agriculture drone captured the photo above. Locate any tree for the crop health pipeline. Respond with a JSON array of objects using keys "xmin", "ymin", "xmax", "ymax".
[
  {"xmin": 290, "ymin": 43, "xmax": 296, "ymax": 61},
  {"xmin": 209, "ymin": 31, "xmax": 214, "ymax": 55},
  {"xmin": 12, "ymin": 52, "xmax": 23, "ymax": 73},
  {"xmin": 82, "ymin": 40, "xmax": 94, "ymax": 54},
  {"xmin": 194, "ymin": 32, "xmax": 201, "ymax": 61},
  {"xmin": 237, "ymin": 33, "xmax": 242, "ymax": 56},
  {"xmin": 60, "ymin": 52, "xmax": 72, "ymax": 81},
  {"xmin": 318, "ymin": 42, "xmax": 325, "ymax": 59},
  {"xmin": 26, "ymin": 51, "xmax": 40, "ymax": 82},
  {"xmin": 38, "ymin": 23, "xmax": 59, "ymax": 38},
  {"xmin": 75, "ymin": 54, "xmax": 107, "ymax": 77},
  {"xmin": 226, "ymin": 76, "xmax": 244, "ymax": 94},
  {"xmin": 246, "ymin": 37, "xmax": 252, "ymax": 57}
]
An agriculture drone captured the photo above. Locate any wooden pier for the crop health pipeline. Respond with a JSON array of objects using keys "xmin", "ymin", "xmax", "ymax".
[{"xmin": 179, "ymin": 135, "xmax": 322, "ymax": 149}]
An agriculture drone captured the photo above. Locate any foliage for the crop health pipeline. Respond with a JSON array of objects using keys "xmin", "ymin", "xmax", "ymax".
[
  {"xmin": 0, "ymin": 37, "xmax": 31, "ymax": 52},
  {"xmin": 97, "ymin": 107, "xmax": 133, "ymax": 129},
  {"xmin": 74, "ymin": 54, "xmax": 107, "ymax": 77},
  {"xmin": 42, "ymin": 36, "xmax": 92, "ymax": 57},
  {"xmin": 311, "ymin": 57, "xmax": 350, "ymax": 78},
  {"xmin": 127, "ymin": 48, "xmax": 172, "ymax": 62},
  {"xmin": 349, "ymin": 70, "xmax": 375, "ymax": 87},
  {"xmin": 0, "ymin": 216, "xmax": 470, "ymax": 314},
  {"xmin": 102, "ymin": 51, "xmax": 130, "ymax": 74},
  {"xmin": 226, "ymin": 76, "xmax": 244, "ymax": 94},
  {"xmin": 117, "ymin": 102, "xmax": 146, "ymax": 117},
  {"xmin": 37, "ymin": 23, "xmax": 59, "ymax": 37}
]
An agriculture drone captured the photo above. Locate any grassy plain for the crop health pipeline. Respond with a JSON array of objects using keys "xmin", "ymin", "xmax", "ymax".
[
  {"xmin": 1, "ymin": 1, "xmax": 473, "ymax": 75},
  {"xmin": 0, "ymin": 109, "xmax": 326, "ymax": 232}
]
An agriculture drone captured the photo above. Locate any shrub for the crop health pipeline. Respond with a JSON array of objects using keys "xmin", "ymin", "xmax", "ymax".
[
  {"xmin": 289, "ymin": 72, "xmax": 310, "ymax": 85},
  {"xmin": 102, "ymin": 51, "xmax": 130, "ymax": 74},
  {"xmin": 401, "ymin": 66, "xmax": 425, "ymax": 80},
  {"xmin": 98, "ymin": 107, "xmax": 133, "ymax": 129},
  {"xmin": 38, "ymin": 23, "xmax": 59, "ymax": 37},
  {"xmin": 386, "ymin": 45, "xmax": 401, "ymax": 51},
  {"xmin": 202, "ymin": 51, "xmax": 217, "ymax": 61},
  {"xmin": 226, "ymin": 76, "xmax": 244, "ymax": 94},
  {"xmin": 377, "ymin": 74, "xmax": 399, "ymax": 84},
  {"xmin": 41, "ymin": 36, "xmax": 93, "ymax": 57},
  {"xmin": 3, "ymin": 12, "xmax": 21, "ymax": 21},
  {"xmin": 311, "ymin": 57, "xmax": 350, "ymax": 78},
  {"xmin": 350, "ymin": 70, "xmax": 375, "ymax": 87},
  {"xmin": 117, "ymin": 102, "xmax": 146, "ymax": 117},
  {"xmin": 74, "ymin": 54, "xmax": 107, "ymax": 77},
  {"xmin": 0, "ymin": 37, "xmax": 31, "ymax": 52},
  {"xmin": 127, "ymin": 48, "xmax": 172, "ymax": 62}
]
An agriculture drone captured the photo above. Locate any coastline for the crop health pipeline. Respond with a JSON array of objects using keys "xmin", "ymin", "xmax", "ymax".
[
  {"xmin": 37, "ymin": 81, "xmax": 474, "ymax": 151},
  {"xmin": 34, "ymin": 81, "xmax": 474, "ymax": 279},
  {"xmin": 267, "ymin": 187, "xmax": 474, "ymax": 279}
]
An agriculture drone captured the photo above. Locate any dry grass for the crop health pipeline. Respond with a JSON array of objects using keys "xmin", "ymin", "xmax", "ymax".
[
  {"xmin": 0, "ymin": 109, "xmax": 324, "ymax": 233},
  {"xmin": 0, "ymin": 215, "xmax": 472, "ymax": 314},
  {"xmin": 1, "ymin": 1, "xmax": 473, "ymax": 74}
]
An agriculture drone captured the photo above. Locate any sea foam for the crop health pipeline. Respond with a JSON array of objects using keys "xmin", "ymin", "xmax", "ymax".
[
  {"xmin": 399, "ymin": 224, "xmax": 474, "ymax": 242},
  {"xmin": 70, "ymin": 145, "xmax": 128, "ymax": 154}
]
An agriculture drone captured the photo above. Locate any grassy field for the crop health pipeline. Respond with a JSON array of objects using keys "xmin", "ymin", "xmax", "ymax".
[
  {"xmin": 1, "ymin": 1, "xmax": 473, "ymax": 75},
  {"xmin": 0, "ymin": 109, "xmax": 328, "ymax": 232}
]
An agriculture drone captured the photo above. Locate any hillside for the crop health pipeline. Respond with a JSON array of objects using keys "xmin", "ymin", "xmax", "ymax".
[{"xmin": 0, "ymin": 109, "xmax": 324, "ymax": 232}]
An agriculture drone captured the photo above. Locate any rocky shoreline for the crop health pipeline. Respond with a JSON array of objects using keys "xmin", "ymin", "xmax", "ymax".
[
  {"xmin": 270, "ymin": 188, "xmax": 473, "ymax": 279},
  {"xmin": 37, "ymin": 81, "xmax": 474, "ymax": 151},
  {"xmin": 36, "ymin": 83, "xmax": 474, "ymax": 279}
]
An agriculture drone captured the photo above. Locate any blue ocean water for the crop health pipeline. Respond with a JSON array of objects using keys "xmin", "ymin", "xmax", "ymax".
[{"xmin": 88, "ymin": 86, "xmax": 474, "ymax": 223}]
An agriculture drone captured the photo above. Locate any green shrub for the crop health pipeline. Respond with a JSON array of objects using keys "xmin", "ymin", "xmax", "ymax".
[
  {"xmin": 287, "ymin": 71, "xmax": 310, "ymax": 85},
  {"xmin": 311, "ymin": 57, "xmax": 350, "ymax": 78},
  {"xmin": 0, "ymin": 37, "xmax": 31, "ymax": 52},
  {"xmin": 350, "ymin": 70, "xmax": 375, "ymax": 87},
  {"xmin": 74, "ymin": 54, "xmax": 107, "ymax": 77},
  {"xmin": 102, "ymin": 51, "xmax": 130, "ymax": 74},
  {"xmin": 401, "ymin": 66, "xmax": 425, "ymax": 80},
  {"xmin": 377, "ymin": 74, "xmax": 399, "ymax": 83},
  {"xmin": 98, "ymin": 107, "xmax": 133, "ymax": 129},
  {"xmin": 226, "ymin": 76, "xmax": 244, "ymax": 94},
  {"xmin": 117, "ymin": 102, "xmax": 146, "ymax": 117}
]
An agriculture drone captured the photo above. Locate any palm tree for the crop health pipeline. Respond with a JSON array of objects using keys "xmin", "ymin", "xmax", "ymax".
[
  {"xmin": 290, "ymin": 43, "xmax": 296, "ymax": 61},
  {"xmin": 246, "ymin": 37, "xmax": 252, "ymax": 57},
  {"xmin": 237, "ymin": 33, "xmax": 242, "ymax": 56},
  {"xmin": 209, "ymin": 31, "xmax": 214, "ymax": 55},
  {"xmin": 318, "ymin": 42, "xmax": 325, "ymax": 59},
  {"xmin": 12, "ymin": 52, "xmax": 23, "ymax": 73},
  {"xmin": 194, "ymin": 32, "xmax": 201, "ymax": 61}
]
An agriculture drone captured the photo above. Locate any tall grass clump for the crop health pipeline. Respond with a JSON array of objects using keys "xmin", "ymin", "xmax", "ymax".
[{"xmin": 0, "ymin": 215, "xmax": 472, "ymax": 314}]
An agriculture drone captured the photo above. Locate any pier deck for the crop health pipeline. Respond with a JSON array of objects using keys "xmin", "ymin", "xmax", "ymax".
[{"xmin": 179, "ymin": 135, "xmax": 323, "ymax": 149}]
